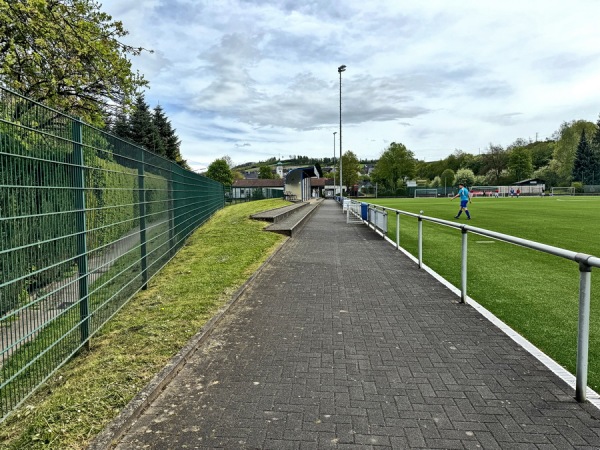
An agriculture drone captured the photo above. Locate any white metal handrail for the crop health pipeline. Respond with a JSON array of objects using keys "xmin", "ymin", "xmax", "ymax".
[{"xmin": 365, "ymin": 203, "xmax": 600, "ymax": 403}]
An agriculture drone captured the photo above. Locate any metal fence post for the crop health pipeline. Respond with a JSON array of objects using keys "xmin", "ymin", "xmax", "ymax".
[
  {"xmin": 396, "ymin": 211, "xmax": 400, "ymax": 249},
  {"xmin": 138, "ymin": 150, "xmax": 148, "ymax": 290},
  {"xmin": 576, "ymin": 259, "xmax": 592, "ymax": 402},
  {"xmin": 461, "ymin": 228, "xmax": 468, "ymax": 303},
  {"xmin": 168, "ymin": 168, "xmax": 176, "ymax": 256},
  {"xmin": 172, "ymin": 166, "xmax": 180, "ymax": 241},
  {"xmin": 418, "ymin": 216, "xmax": 423, "ymax": 268},
  {"xmin": 72, "ymin": 118, "xmax": 89, "ymax": 347}
]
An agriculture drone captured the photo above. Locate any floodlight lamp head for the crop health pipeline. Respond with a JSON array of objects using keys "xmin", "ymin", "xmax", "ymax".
[{"xmin": 338, "ymin": 65, "xmax": 346, "ymax": 73}]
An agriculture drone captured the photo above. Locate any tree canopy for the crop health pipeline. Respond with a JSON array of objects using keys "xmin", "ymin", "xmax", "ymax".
[
  {"xmin": 206, "ymin": 158, "xmax": 233, "ymax": 185},
  {"xmin": 128, "ymin": 94, "xmax": 163, "ymax": 155},
  {"xmin": 440, "ymin": 169, "xmax": 455, "ymax": 188},
  {"xmin": 110, "ymin": 94, "xmax": 186, "ymax": 166},
  {"xmin": 371, "ymin": 142, "xmax": 416, "ymax": 191},
  {"xmin": 330, "ymin": 114, "xmax": 599, "ymax": 191},
  {"xmin": 153, "ymin": 105, "xmax": 184, "ymax": 164},
  {"xmin": 259, "ymin": 166, "xmax": 275, "ymax": 179},
  {"xmin": 572, "ymin": 129, "xmax": 600, "ymax": 184},
  {"xmin": 341, "ymin": 151, "xmax": 360, "ymax": 195},
  {"xmin": 508, "ymin": 147, "xmax": 533, "ymax": 181},
  {"xmin": 454, "ymin": 168, "xmax": 475, "ymax": 187},
  {"xmin": 551, "ymin": 120, "xmax": 597, "ymax": 183},
  {"xmin": 481, "ymin": 144, "xmax": 508, "ymax": 185},
  {"xmin": 0, "ymin": 0, "xmax": 148, "ymax": 125}
]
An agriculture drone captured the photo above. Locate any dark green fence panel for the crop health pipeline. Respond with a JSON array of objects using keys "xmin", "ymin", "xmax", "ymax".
[
  {"xmin": 0, "ymin": 87, "xmax": 224, "ymax": 421},
  {"xmin": 224, "ymin": 186, "xmax": 284, "ymax": 204}
]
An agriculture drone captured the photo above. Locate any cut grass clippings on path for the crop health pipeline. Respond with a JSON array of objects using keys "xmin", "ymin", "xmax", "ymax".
[{"xmin": 0, "ymin": 199, "xmax": 287, "ymax": 450}]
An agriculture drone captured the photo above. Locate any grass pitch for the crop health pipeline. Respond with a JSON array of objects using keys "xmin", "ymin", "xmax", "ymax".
[{"xmin": 368, "ymin": 195, "xmax": 600, "ymax": 393}]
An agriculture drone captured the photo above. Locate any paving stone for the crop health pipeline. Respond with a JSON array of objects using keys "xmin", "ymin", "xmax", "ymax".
[{"xmin": 104, "ymin": 200, "xmax": 600, "ymax": 450}]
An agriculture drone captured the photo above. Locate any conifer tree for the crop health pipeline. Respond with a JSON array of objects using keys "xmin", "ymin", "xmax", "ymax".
[
  {"xmin": 111, "ymin": 111, "xmax": 131, "ymax": 141},
  {"xmin": 128, "ymin": 94, "xmax": 164, "ymax": 156},
  {"xmin": 153, "ymin": 105, "xmax": 185, "ymax": 166},
  {"xmin": 107, "ymin": 98, "xmax": 187, "ymax": 166},
  {"xmin": 572, "ymin": 129, "xmax": 600, "ymax": 183}
]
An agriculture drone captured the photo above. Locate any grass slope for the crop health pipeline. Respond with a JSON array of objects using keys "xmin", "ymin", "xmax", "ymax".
[{"xmin": 0, "ymin": 199, "xmax": 287, "ymax": 450}]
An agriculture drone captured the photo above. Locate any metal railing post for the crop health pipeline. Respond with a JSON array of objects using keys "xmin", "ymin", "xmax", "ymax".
[
  {"xmin": 576, "ymin": 259, "xmax": 592, "ymax": 402},
  {"xmin": 418, "ymin": 216, "xmax": 423, "ymax": 268},
  {"xmin": 396, "ymin": 211, "xmax": 400, "ymax": 249},
  {"xmin": 72, "ymin": 118, "xmax": 89, "ymax": 347},
  {"xmin": 461, "ymin": 228, "xmax": 468, "ymax": 303},
  {"xmin": 138, "ymin": 150, "xmax": 148, "ymax": 290}
]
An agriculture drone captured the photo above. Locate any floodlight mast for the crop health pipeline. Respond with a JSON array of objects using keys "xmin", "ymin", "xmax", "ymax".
[
  {"xmin": 333, "ymin": 131, "xmax": 337, "ymax": 196},
  {"xmin": 338, "ymin": 65, "xmax": 346, "ymax": 199}
]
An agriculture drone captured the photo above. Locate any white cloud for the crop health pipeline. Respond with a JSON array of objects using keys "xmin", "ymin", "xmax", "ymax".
[{"xmin": 100, "ymin": 0, "xmax": 600, "ymax": 166}]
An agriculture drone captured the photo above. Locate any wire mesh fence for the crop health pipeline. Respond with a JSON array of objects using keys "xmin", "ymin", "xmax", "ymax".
[
  {"xmin": 0, "ymin": 86, "xmax": 224, "ymax": 421},
  {"xmin": 224, "ymin": 185, "xmax": 284, "ymax": 204}
]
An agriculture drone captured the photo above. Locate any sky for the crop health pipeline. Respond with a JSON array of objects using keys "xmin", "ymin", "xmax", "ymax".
[{"xmin": 99, "ymin": 0, "xmax": 600, "ymax": 172}]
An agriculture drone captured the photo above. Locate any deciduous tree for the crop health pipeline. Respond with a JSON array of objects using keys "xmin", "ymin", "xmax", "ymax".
[
  {"xmin": 508, "ymin": 147, "xmax": 533, "ymax": 182},
  {"xmin": 440, "ymin": 169, "xmax": 455, "ymax": 190},
  {"xmin": 341, "ymin": 150, "xmax": 360, "ymax": 195},
  {"xmin": 222, "ymin": 155, "xmax": 234, "ymax": 168},
  {"xmin": 454, "ymin": 168, "xmax": 475, "ymax": 187},
  {"xmin": 371, "ymin": 142, "xmax": 416, "ymax": 191},
  {"xmin": 527, "ymin": 140, "xmax": 555, "ymax": 170},
  {"xmin": 206, "ymin": 158, "xmax": 233, "ymax": 185},
  {"xmin": 552, "ymin": 120, "xmax": 596, "ymax": 184},
  {"xmin": 0, "ymin": 0, "xmax": 148, "ymax": 124},
  {"xmin": 481, "ymin": 144, "xmax": 508, "ymax": 184},
  {"xmin": 258, "ymin": 166, "xmax": 274, "ymax": 179}
]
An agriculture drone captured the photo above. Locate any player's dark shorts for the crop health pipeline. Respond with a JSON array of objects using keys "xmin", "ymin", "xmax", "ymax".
[{"xmin": 460, "ymin": 200, "xmax": 468, "ymax": 208}]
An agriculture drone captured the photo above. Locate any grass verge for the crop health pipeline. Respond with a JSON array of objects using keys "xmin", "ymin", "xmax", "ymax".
[{"xmin": 0, "ymin": 199, "xmax": 287, "ymax": 450}]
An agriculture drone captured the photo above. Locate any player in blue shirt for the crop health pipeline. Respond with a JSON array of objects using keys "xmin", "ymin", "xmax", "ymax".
[{"xmin": 451, "ymin": 183, "xmax": 471, "ymax": 219}]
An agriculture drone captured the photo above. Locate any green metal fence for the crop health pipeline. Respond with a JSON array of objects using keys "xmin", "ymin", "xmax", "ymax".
[
  {"xmin": 224, "ymin": 185, "xmax": 284, "ymax": 204},
  {"xmin": 0, "ymin": 87, "xmax": 224, "ymax": 421}
]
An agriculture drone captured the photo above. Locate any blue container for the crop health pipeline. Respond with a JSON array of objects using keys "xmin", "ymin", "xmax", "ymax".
[{"xmin": 361, "ymin": 202, "xmax": 369, "ymax": 220}]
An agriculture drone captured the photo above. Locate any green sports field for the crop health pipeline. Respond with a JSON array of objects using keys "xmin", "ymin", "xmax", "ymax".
[{"xmin": 367, "ymin": 195, "xmax": 600, "ymax": 393}]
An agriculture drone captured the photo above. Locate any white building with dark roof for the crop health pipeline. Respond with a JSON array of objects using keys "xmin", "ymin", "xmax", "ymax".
[{"xmin": 231, "ymin": 178, "xmax": 284, "ymax": 200}]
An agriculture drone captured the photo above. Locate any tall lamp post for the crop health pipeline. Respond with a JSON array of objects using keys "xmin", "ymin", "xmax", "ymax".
[
  {"xmin": 338, "ymin": 64, "xmax": 346, "ymax": 199},
  {"xmin": 333, "ymin": 131, "xmax": 337, "ymax": 197}
]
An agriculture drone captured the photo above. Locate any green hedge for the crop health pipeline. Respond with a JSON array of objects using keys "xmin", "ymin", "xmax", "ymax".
[{"xmin": 0, "ymin": 128, "xmax": 170, "ymax": 315}]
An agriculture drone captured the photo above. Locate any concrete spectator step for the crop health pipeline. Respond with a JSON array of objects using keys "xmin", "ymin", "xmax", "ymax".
[{"xmin": 250, "ymin": 201, "xmax": 310, "ymax": 223}]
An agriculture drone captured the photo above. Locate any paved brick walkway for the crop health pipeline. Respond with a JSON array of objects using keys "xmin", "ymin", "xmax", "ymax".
[{"xmin": 110, "ymin": 200, "xmax": 600, "ymax": 449}]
